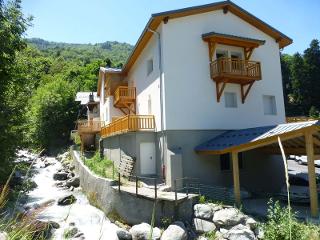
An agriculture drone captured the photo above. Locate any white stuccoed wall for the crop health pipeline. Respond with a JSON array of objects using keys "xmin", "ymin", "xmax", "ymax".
[
  {"xmin": 161, "ymin": 10, "xmax": 286, "ymax": 130},
  {"xmin": 125, "ymin": 26, "xmax": 164, "ymax": 131},
  {"xmin": 99, "ymin": 74, "xmax": 123, "ymax": 124}
]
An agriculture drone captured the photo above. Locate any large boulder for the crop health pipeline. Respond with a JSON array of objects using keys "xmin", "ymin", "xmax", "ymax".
[
  {"xmin": 0, "ymin": 232, "xmax": 8, "ymax": 240},
  {"xmin": 245, "ymin": 217, "xmax": 257, "ymax": 230},
  {"xmin": 57, "ymin": 194, "xmax": 76, "ymax": 205},
  {"xmin": 117, "ymin": 228, "xmax": 132, "ymax": 240},
  {"xmin": 212, "ymin": 208, "xmax": 245, "ymax": 227},
  {"xmin": 193, "ymin": 218, "xmax": 216, "ymax": 234},
  {"xmin": 66, "ymin": 176, "xmax": 80, "ymax": 187},
  {"xmin": 53, "ymin": 172, "xmax": 68, "ymax": 181},
  {"xmin": 129, "ymin": 223, "xmax": 161, "ymax": 240},
  {"xmin": 223, "ymin": 224, "xmax": 255, "ymax": 240},
  {"xmin": 194, "ymin": 204, "xmax": 213, "ymax": 220},
  {"xmin": 160, "ymin": 221, "xmax": 187, "ymax": 240}
]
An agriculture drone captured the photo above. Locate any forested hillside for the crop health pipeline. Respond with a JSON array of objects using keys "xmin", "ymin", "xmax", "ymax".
[{"xmin": 27, "ymin": 38, "xmax": 132, "ymax": 67}]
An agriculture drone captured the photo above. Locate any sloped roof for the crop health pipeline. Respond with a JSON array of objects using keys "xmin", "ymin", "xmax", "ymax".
[
  {"xmin": 121, "ymin": 0, "xmax": 292, "ymax": 74},
  {"xmin": 75, "ymin": 92, "xmax": 99, "ymax": 105},
  {"xmin": 195, "ymin": 121, "xmax": 320, "ymax": 154}
]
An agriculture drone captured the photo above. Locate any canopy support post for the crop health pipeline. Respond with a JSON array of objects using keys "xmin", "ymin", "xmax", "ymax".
[
  {"xmin": 232, "ymin": 151, "xmax": 241, "ymax": 206},
  {"xmin": 305, "ymin": 131, "xmax": 319, "ymax": 217}
]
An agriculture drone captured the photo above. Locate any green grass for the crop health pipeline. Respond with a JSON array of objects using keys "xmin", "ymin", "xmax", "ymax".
[{"xmin": 83, "ymin": 152, "xmax": 117, "ymax": 179}]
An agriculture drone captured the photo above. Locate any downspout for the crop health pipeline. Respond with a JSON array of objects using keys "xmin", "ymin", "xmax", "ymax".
[{"xmin": 148, "ymin": 28, "xmax": 166, "ymax": 180}]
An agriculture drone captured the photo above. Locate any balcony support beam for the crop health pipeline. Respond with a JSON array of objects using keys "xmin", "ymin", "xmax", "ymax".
[
  {"xmin": 208, "ymin": 41, "xmax": 216, "ymax": 62},
  {"xmin": 244, "ymin": 47, "xmax": 254, "ymax": 60},
  {"xmin": 216, "ymin": 82, "xmax": 226, "ymax": 102},
  {"xmin": 240, "ymin": 81, "xmax": 254, "ymax": 103}
]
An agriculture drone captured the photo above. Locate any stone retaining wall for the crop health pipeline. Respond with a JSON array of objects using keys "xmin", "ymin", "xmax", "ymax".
[{"xmin": 71, "ymin": 150, "xmax": 195, "ymax": 226}]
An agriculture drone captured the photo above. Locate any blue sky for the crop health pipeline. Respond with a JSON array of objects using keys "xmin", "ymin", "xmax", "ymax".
[{"xmin": 22, "ymin": 0, "xmax": 320, "ymax": 54}]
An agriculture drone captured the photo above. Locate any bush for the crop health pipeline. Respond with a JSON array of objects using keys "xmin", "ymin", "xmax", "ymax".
[
  {"xmin": 83, "ymin": 152, "xmax": 117, "ymax": 179},
  {"xmin": 263, "ymin": 200, "xmax": 320, "ymax": 240}
]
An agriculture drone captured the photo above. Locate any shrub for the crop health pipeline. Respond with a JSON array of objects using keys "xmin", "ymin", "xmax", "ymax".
[
  {"xmin": 83, "ymin": 152, "xmax": 117, "ymax": 179},
  {"xmin": 263, "ymin": 199, "xmax": 320, "ymax": 240}
]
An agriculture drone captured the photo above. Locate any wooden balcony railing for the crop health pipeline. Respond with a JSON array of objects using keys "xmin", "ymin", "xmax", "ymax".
[
  {"xmin": 114, "ymin": 86, "xmax": 136, "ymax": 105},
  {"xmin": 210, "ymin": 58, "xmax": 262, "ymax": 83},
  {"xmin": 101, "ymin": 115, "xmax": 155, "ymax": 138},
  {"xmin": 77, "ymin": 120, "xmax": 102, "ymax": 133}
]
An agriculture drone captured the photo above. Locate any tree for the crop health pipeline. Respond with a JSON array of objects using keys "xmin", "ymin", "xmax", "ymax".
[
  {"xmin": 0, "ymin": 0, "xmax": 31, "ymax": 182},
  {"xmin": 26, "ymin": 79, "xmax": 79, "ymax": 150}
]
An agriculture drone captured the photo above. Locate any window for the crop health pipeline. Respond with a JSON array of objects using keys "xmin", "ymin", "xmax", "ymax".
[
  {"xmin": 147, "ymin": 58, "xmax": 153, "ymax": 76},
  {"xmin": 224, "ymin": 92, "xmax": 237, "ymax": 108},
  {"xmin": 216, "ymin": 49, "xmax": 228, "ymax": 59},
  {"xmin": 220, "ymin": 153, "xmax": 243, "ymax": 171},
  {"xmin": 263, "ymin": 95, "xmax": 277, "ymax": 115},
  {"xmin": 231, "ymin": 52, "xmax": 242, "ymax": 59},
  {"xmin": 148, "ymin": 95, "xmax": 152, "ymax": 114}
]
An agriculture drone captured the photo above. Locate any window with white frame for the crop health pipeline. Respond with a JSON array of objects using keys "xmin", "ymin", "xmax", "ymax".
[
  {"xmin": 263, "ymin": 95, "xmax": 277, "ymax": 115},
  {"xmin": 147, "ymin": 58, "xmax": 153, "ymax": 76},
  {"xmin": 224, "ymin": 92, "xmax": 238, "ymax": 108}
]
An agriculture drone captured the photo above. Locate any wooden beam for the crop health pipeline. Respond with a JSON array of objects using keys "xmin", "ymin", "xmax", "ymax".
[
  {"xmin": 244, "ymin": 47, "xmax": 254, "ymax": 60},
  {"xmin": 208, "ymin": 41, "xmax": 216, "ymax": 62},
  {"xmin": 313, "ymin": 136, "xmax": 320, "ymax": 147},
  {"xmin": 232, "ymin": 151, "xmax": 241, "ymax": 206},
  {"xmin": 216, "ymin": 82, "xmax": 226, "ymax": 102},
  {"xmin": 240, "ymin": 82, "xmax": 254, "ymax": 103},
  {"xmin": 305, "ymin": 132, "xmax": 319, "ymax": 217}
]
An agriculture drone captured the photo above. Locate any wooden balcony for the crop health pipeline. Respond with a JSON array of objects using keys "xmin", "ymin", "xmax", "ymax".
[
  {"xmin": 101, "ymin": 115, "xmax": 155, "ymax": 138},
  {"xmin": 77, "ymin": 120, "xmax": 102, "ymax": 134},
  {"xmin": 210, "ymin": 58, "xmax": 262, "ymax": 84},
  {"xmin": 114, "ymin": 86, "xmax": 136, "ymax": 110}
]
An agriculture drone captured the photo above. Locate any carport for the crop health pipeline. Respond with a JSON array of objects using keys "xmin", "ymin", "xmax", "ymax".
[{"xmin": 195, "ymin": 121, "xmax": 320, "ymax": 217}]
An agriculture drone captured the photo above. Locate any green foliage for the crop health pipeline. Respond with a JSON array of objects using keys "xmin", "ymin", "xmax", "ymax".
[
  {"xmin": 83, "ymin": 152, "xmax": 117, "ymax": 179},
  {"xmin": 0, "ymin": 0, "xmax": 32, "ymax": 182},
  {"xmin": 203, "ymin": 231, "xmax": 217, "ymax": 240},
  {"xmin": 198, "ymin": 195, "xmax": 207, "ymax": 204},
  {"xmin": 282, "ymin": 39, "xmax": 320, "ymax": 117},
  {"xmin": 263, "ymin": 200, "xmax": 320, "ymax": 240},
  {"xmin": 26, "ymin": 79, "xmax": 79, "ymax": 149}
]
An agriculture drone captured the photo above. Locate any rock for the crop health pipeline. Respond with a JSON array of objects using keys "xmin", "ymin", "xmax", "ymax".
[
  {"xmin": 53, "ymin": 172, "xmax": 68, "ymax": 181},
  {"xmin": 219, "ymin": 228, "xmax": 228, "ymax": 234},
  {"xmin": 214, "ymin": 231, "xmax": 227, "ymax": 240},
  {"xmin": 67, "ymin": 172, "xmax": 75, "ymax": 178},
  {"xmin": 117, "ymin": 228, "xmax": 132, "ymax": 240},
  {"xmin": 66, "ymin": 177, "xmax": 80, "ymax": 187},
  {"xmin": 0, "ymin": 232, "xmax": 8, "ymax": 240},
  {"xmin": 74, "ymin": 232, "xmax": 84, "ymax": 238},
  {"xmin": 254, "ymin": 227, "xmax": 264, "ymax": 239},
  {"xmin": 212, "ymin": 208, "xmax": 245, "ymax": 227},
  {"xmin": 194, "ymin": 204, "xmax": 213, "ymax": 220},
  {"xmin": 193, "ymin": 218, "xmax": 216, "ymax": 233},
  {"xmin": 223, "ymin": 224, "xmax": 255, "ymax": 240},
  {"xmin": 129, "ymin": 223, "xmax": 161, "ymax": 240},
  {"xmin": 160, "ymin": 221, "xmax": 187, "ymax": 240},
  {"xmin": 207, "ymin": 203, "xmax": 223, "ymax": 213},
  {"xmin": 49, "ymin": 221, "xmax": 60, "ymax": 229},
  {"xmin": 245, "ymin": 217, "xmax": 257, "ymax": 230},
  {"xmin": 57, "ymin": 194, "xmax": 77, "ymax": 205}
]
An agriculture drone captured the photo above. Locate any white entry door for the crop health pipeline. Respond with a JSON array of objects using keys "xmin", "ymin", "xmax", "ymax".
[{"xmin": 140, "ymin": 142, "xmax": 156, "ymax": 175}]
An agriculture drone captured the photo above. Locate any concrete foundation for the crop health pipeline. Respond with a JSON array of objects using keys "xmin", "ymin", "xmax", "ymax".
[{"xmin": 71, "ymin": 150, "xmax": 195, "ymax": 226}]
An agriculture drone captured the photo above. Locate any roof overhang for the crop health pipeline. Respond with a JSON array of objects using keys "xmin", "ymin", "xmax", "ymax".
[
  {"xmin": 97, "ymin": 67, "xmax": 123, "ymax": 96},
  {"xmin": 202, "ymin": 32, "xmax": 265, "ymax": 49},
  {"xmin": 195, "ymin": 121, "xmax": 320, "ymax": 155},
  {"xmin": 121, "ymin": 1, "xmax": 292, "ymax": 75}
]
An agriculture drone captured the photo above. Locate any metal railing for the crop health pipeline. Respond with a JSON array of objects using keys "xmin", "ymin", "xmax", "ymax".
[
  {"xmin": 210, "ymin": 57, "xmax": 262, "ymax": 80},
  {"xmin": 100, "ymin": 115, "xmax": 155, "ymax": 138}
]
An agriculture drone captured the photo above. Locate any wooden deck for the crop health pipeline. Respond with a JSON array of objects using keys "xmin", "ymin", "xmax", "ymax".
[
  {"xmin": 101, "ymin": 115, "xmax": 155, "ymax": 138},
  {"xmin": 77, "ymin": 120, "xmax": 102, "ymax": 133}
]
